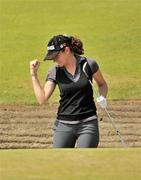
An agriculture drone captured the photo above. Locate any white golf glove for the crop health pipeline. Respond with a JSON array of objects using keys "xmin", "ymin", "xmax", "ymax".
[{"xmin": 97, "ymin": 95, "xmax": 107, "ymax": 109}]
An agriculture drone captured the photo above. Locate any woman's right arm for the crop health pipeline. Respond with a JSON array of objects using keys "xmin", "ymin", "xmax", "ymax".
[{"xmin": 30, "ymin": 60, "xmax": 56, "ymax": 105}]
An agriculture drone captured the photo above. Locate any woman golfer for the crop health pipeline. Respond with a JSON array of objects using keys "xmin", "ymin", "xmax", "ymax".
[{"xmin": 30, "ymin": 34, "xmax": 108, "ymax": 148}]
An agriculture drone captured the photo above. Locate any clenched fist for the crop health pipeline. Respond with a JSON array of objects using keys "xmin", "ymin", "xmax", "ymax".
[{"xmin": 30, "ymin": 59, "xmax": 40, "ymax": 75}]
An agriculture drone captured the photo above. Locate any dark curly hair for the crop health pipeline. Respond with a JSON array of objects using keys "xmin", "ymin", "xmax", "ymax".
[{"xmin": 48, "ymin": 34, "xmax": 84, "ymax": 55}]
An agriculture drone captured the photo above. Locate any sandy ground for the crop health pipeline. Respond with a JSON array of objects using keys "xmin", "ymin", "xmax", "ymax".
[{"xmin": 0, "ymin": 100, "xmax": 141, "ymax": 149}]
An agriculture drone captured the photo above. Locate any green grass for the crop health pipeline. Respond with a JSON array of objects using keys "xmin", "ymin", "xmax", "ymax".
[
  {"xmin": 0, "ymin": 148, "xmax": 141, "ymax": 180},
  {"xmin": 0, "ymin": 0, "xmax": 141, "ymax": 104}
]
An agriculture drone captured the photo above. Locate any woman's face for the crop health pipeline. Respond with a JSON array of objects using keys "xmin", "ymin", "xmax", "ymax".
[{"xmin": 53, "ymin": 47, "xmax": 70, "ymax": 67}]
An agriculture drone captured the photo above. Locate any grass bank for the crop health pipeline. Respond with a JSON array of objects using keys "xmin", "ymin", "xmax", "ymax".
[
  {"xmin": 0, "ymin": 148, "xmax": 141, "ymax": 180},
  {"xmin": 0, "ymin": 0, "xmax": 141, "ymax": 104}
]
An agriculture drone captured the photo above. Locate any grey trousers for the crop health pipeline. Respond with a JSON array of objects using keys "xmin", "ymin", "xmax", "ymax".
[{"xmin": 52, "ymin": 119, "xmax": 99, "ymax": 148}]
